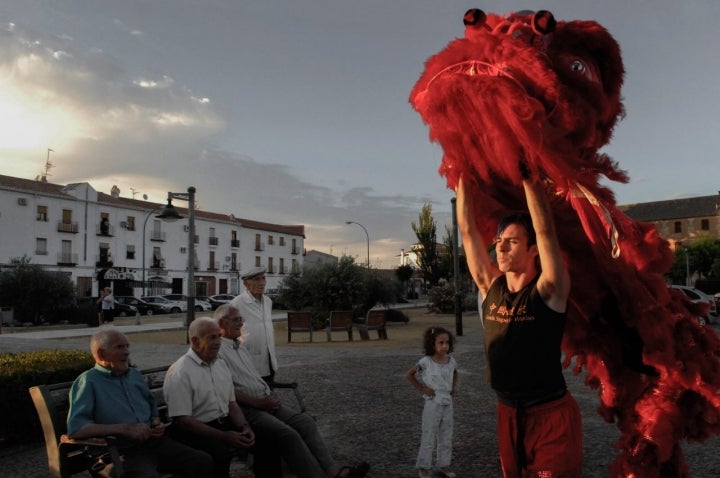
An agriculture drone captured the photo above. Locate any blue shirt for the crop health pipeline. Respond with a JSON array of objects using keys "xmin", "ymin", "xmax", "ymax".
[{"xmin": 67, "ymin": 364, "xmax": 158, "ymax": 435}]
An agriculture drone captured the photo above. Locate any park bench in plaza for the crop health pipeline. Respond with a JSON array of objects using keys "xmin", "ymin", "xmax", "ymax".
[
  {"xmin": 326, "ymin": 310, "xmax": 354, "ymax": 342},
  {"xmin": 287, "ymin": 311, "xmax": 314, "ymax": 342},
  {"xmin": 355, "ymin": 309, "xmax": 388, "ymax": 340}
]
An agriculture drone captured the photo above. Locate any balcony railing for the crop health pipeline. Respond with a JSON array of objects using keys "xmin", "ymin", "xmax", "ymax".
[
  {"xmin": 230, "ymin": 239, "xmax": 240, "ymax": 248},
  {"xmin": 209, "ymin": 237, "xmax": 219, "ymax": 246},
  {"xmin": 57, "ymin": 222, "xmax": 79, "ymax": 233},
  {"xmin": 36, "ymin": 249, "xmax": 48, "ymax": 256},
  {"xmin": 151, "ymin": 259, "xmax": 166, "ymax": 269},
  {"xmin": 57, "ymin": 253, "xmax": 78, "ymax": 265},
  {"xmin": 278, "ymin": 266, "xmax": 287, "ymax": 274},
  {"xmin": 96, "ymin": 224, "xmax": 115, "ymax": 236},
  {"xmin": 150, "ymin": 231, "xmax": 166, "ymax": 242},
  {"xmin": 291, "ymin": 247, "xmax": 299, "ymax": 255},
  {"xmin": 254, "ymin": 243, "xmax": 264, "ymax": 251},
  {"xmin": 208, "ymin": 261, "xmax": 219, "ymax": 270}
]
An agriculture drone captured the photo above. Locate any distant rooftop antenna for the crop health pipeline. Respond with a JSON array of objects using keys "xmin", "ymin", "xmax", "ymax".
[
  {"xmin": 130, "ymin": 187, "xmax": 139, "ymax": 199},
  {"xmin": 38, "ymin": 148, "xmax": 54, "ymax": 182}
]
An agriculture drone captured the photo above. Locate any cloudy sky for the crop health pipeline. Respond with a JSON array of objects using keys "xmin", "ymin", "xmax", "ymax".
[{"xmin": 1, "ymin": 0, "xmax": 718, "ymax": 268}]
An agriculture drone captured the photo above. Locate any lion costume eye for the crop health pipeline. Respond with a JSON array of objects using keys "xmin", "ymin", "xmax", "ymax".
[{"xmin": 569, "ymin": 58, "xmax": 597, "ymax": 82}]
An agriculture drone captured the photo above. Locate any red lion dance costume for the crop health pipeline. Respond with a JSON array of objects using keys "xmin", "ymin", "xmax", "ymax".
[{"xmin": 410, "ymin": 8, "xmax": 720, "ymax": 477}]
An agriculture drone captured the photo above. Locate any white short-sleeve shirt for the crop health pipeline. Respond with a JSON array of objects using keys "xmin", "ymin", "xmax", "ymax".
[{"xmin": 163, "ymin": 348, "xmax": 235, "ymax": 423}]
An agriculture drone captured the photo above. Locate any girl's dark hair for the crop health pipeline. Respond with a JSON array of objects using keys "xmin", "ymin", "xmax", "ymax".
[{"xmin": 423, "ymin": 326, "xmax": 455, "ymax": 355}]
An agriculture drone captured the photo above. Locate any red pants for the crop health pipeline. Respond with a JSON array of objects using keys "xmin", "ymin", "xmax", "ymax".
[{"xmin": 497, "ymin": 392, "xmax": 583, "ymax": 478}]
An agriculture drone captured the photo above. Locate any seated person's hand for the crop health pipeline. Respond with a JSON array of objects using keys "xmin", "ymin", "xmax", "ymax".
[
  {"xmin": 224, "ymin": 427, "xmax": 255, "ymax": 448},
  {"xmin": 120, "ymin": 423, "xmax": 153, "ymax": 442},
  {"xmin": 258, "ymin": 394, "xmax": 282, "ymax": 412},
  {"xmin": 149, "ymin": 420, "xmax": 166, "ymax": 438}
]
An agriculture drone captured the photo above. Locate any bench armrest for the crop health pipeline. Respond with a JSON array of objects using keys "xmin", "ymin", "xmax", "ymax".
[{"xmin": 60, "ymin": 435, "xmax": 111, "ymax": 447}]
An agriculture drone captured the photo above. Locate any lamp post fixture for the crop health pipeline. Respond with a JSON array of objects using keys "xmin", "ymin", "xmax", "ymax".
[
  {"xmin": 345, "ymin": 221, "xmax": 370, "ymax": 268},
  {"xmin": 684, "ymin": 247, "xmax": 690, "ymax": 287},
  {"xmin": 157, "ymin": 187, "xmax": 196, "ymax": 342}
]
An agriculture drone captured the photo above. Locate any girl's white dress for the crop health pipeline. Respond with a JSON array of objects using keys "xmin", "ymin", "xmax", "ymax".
[{"xmin": 415, "ymin": 355, "xmax": 456, "ymax": 470}]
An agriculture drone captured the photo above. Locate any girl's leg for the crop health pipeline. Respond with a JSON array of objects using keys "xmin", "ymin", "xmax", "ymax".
[
  {"xmin": 435, "ymin": 403, "xmax": 454, "ymax": 468},
  {"xmin": 416, "ymin": 401, "xmax": 440, "ymax": 469}
]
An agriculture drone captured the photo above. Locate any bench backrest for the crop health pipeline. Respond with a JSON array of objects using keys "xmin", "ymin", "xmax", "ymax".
[
  {"xmin": 29, "ymin": 366, "xmax": 169, "ymax": 478},
  {"xmin": 328, "ymin": 310, "xmax": 353, "ymax": 330},
  {"xmin": 366, "ymin": 309, "xmax": 386, "ymax": 328},
  {"xmin": 287, "ymin": 311, "xmax": 313, "ymax": 330}
]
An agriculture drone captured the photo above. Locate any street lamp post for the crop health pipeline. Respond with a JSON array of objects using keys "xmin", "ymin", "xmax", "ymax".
[
  {"xmin": 346, "ymin": 221, "xmax": 370, "ymax": 267},
  {"xmin": 451, "ymin": 197, "xmax": 463, "ymax": 336},
  {"xmin": 157, "ymin": 187, "xmax": 196, "ymax": 342},
  {"xmin": 139, "ymin": 206, "xmax": 164, "ymax": 325},
  {"xmin": 141, "ymin": 208, "xmax": 163, "ymax": 295},
  {"xmin": 684, "ymin": 247, "xmax": 690, "ymax": 286}
]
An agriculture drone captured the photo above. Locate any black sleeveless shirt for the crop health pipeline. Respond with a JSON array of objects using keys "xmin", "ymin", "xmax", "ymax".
[{"xmin": 482, "ymin": 275, "xmax": 567, "ymax": 403}]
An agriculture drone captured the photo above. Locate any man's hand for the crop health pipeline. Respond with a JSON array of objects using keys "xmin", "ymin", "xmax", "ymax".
[
  {"xmin": 120, "ymin": 423, "xmax": 153, "ymax": 442},
  {"xmin": 519, "ymin": 159, "xmax": 531, "ymax": 180},
  {"xmin": 223, "ymin": 428, "xmax": 255, "ymax": 448},
  {"xmin": 149, "ymin": 421, "xmax": 166, "ymax": 438},
  {"xmin": 257, "ymin": 394, "xmax": 282, "ymax": 412}
]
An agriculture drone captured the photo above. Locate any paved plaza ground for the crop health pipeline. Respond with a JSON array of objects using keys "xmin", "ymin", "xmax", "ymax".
[{"xmin": 1, "ymin": 308, "xmax": 719, "ymax": 477}]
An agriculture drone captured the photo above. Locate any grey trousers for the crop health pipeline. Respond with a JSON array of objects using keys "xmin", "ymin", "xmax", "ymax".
[
  {"xmin": 243, "ymin": 404, "xmax": 334, "ymax": 478},
  {"xmin": 416, "ymin": 400, "xmax": 454, "ymax": 469}
]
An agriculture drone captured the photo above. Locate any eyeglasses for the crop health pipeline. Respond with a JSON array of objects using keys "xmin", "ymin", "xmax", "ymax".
[{"xmin": 223, "ymin": 316, "xmax": 244, "ymax": 323}]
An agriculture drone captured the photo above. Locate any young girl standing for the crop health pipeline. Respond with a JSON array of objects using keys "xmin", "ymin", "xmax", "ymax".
[{"xmin": 406, "ymin": 326, "xmax": 458, "ymax": 478}]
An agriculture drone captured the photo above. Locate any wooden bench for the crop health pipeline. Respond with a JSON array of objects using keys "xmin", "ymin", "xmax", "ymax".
[
  {"xmin": 29, "ymin": 366, "xmax": 307, "ymax": 478},
  {"xmin": 326, "ymin": 310, "xmax": 354, "ymax": 342},
  {"xmin": 29, "ymin": 366, "xmax": 170, "ymax": 478},
  {"xmin": 287, "ymin": 311, "xmax": 313, "ymax": 342},
  {"xmin": 355, "ymin": 309, "xmax": 388, "ymax": 340}
]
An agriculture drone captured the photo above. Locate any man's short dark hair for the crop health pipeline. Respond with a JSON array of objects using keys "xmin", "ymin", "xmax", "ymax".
[{"xmin": 496, "ymin": 213, "xmax": 536, "ymax": 247}]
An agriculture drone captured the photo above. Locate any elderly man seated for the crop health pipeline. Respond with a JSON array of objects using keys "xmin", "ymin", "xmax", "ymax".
[
  {"xmin": 67, "ymin": 328, "xmax": 212, "ymax": 477},
  {"xmin": 214, "ymin": 304, "xmax": 370, "ymax": 478},
  {"xmin": 163, "ymin": 317, "xmax": 258, "ymax": 478}
]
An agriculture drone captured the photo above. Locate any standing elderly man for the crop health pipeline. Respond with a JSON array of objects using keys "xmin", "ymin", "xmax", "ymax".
[
  {"xmin": 215, "ymin": 304, "xmax": 370, "ymax": 478},
  {"xmin": 67, "ymin": 328, "xmax": 212, "ymax": 477},
  {"xmin": 163, "ymin": 317, "xmax": 256, "ymax": 478},
  {"xmin": 229, "ymin": 266, "xmax": 277, "ymax": 382}
]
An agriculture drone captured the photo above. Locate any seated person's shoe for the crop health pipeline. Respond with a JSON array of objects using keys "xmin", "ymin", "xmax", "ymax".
[
  {"xmin": 418, "ymin": 469, "xmax": 432, "ymax": 478},
  {"xmin": 436, "ymin": 467, "xmax": 456, "ymax": 478}
]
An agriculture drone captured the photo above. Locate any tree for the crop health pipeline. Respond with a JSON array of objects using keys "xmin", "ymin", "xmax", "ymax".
[
  {"xmin": 0, "ymin": 256, "xmax": 76, "ymax": 324},
  {"xmin": 395, "ymin": 264, "xmax": 414, "ymax": 298},
  {"xmin": 439, "ymin": 224, "xmax": 455, "ymax": 281},
  {"xmin": 667, "ymin": 239, "xmax": 720, "ymax": 284},
  {"xmin": 277, "ymin": 255, "xmax": 400, "ymax": 323},
  {"xmin": 412, "ymin": 203, "xmax": 441, "ymax": 287}
]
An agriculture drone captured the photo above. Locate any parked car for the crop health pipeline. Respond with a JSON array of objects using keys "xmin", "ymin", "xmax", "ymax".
[
  {"xmin": 204, "ymin": 294, "xmax": 236, "ymax": 310},
  {"xmin": 162, "ymin": 294, "xmax": 212, "ymax": 312},
  {"xmin": 670, "ymin": 285, "xmax": 718, "ymax": 325},
  {"xmin": 141, "ymin": 296, "xmax": 187, "ymax": 314},
  {"xmin": 115, "ymin": 296, "xmax": 163, "ymax": 316},
  {"xmin": 86, "ymin": 296, "xmax": 138, "ymax": 318}
]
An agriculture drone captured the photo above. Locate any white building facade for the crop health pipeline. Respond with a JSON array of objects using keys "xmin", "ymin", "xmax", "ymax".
[{"xmin": 0, "ymin": 174, "xmax": 305, "ymax": 298}]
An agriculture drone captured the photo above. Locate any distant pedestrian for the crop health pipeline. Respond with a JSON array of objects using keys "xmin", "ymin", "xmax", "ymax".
[
  {"xmin": 406, "ymin": 326, "xmax": 458, "ymax": 478},
  {"xmin": 98, "ymin": 287, "xmax": 115, "ymax": 325}
]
